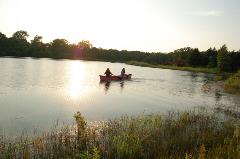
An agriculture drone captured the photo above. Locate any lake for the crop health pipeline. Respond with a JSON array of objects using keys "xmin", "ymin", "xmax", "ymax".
[{"xmin": 0, "ymin": 57, "xmax": 239, "ymax": 135}]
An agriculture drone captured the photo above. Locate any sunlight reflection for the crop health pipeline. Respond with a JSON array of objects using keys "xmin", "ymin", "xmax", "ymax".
[{"xmin": 67, "ymin": 61, "xmax": 88, "ymax": 100}]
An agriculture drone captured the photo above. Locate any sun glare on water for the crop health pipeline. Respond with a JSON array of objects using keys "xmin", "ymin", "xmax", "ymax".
[{"xmin": 67, "ymin": 61, "xmax": 89, "ymax": 100}]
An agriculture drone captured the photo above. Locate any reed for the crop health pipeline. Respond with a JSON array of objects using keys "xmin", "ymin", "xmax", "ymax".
[
  {"xmin": 224, "ymin": 70, "xmax": 240, "ymax": 94},
  {"xmin": 1, "ymin": 110, "xmax": 240, "ymax": 158}
]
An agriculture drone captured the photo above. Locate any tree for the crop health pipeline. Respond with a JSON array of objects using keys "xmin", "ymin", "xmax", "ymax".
[
  {"xmin": 0, "ymin": 32, "xmax": 8, "ymax": 56},
  {"xmin": 217, "ymin": 44, "xmax": 231, "ymax": 72},
  {"xmin": 29, "ymin": 35, "xmax": 46, "ymax": 57},
  {"xmin": 173, "ymin": 47, "xmax": 194, "ymax": 66},
  {"xmin": 49, "ymin": 39, "xmax": 70, "ymax": 58},
  {"xmin": 9, "ymin": 30, "xmax": 30, "ymax": 56},
  {"xmin": 206, "ymin": 47, "xmax": 217, "ymax": 67},
  {"xmin": 187, "ymin": 48, "xmax": 200, "ymax": 66},
  {"xmin": 78, "ymin": 40, "xmax": 92, "ymax": 49},
  {"xmin": 74, "ymin": 40, "xmax": 93, "ymax": 59},
  {"xmin": 228, "ymin": 51, "xmax": 240, "ymax": 71},
  {"xmin": 31, "ymin": 35, "xmax": 43, "ymax": 44},
  {"xmin": 12, "ymin": 30, "xmax": 29, "ymax": 41},
  {"xmin": 0, "ymin": 32, "xmax": 7, "ymax": 40}
]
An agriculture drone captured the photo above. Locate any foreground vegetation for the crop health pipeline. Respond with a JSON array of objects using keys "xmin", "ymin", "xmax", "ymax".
[
  {"xmin": 1, "ymin": 110, "xmax": 240, "ymax": 158},
  {"xmin": 225, "ymin": 70, "xmax": 240, "ymax": 94},
  {"xmin": 0, "ymin": 30, "xmax": 239, "ymax": 73}
]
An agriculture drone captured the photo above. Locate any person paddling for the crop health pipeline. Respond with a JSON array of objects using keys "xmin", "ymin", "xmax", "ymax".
[
  {"xmin": 104, "ymin": 68, "xmax": 113, "ymax": 77},
  {"xmin": 121, "ymin": 68, "xmax": 125, "ymax": 79}
]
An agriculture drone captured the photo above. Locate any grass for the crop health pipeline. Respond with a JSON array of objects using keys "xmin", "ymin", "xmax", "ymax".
[
  {"xmin": 1, "ymin": 110, "xmax": 240, "ymax": 158},
  {"xmin": 127, "ymin": 61, "xmax": 218, "ymax": 74},
  {"xmin": 224, "ymin": 70, "xmax": 240, "ymax": 94}
]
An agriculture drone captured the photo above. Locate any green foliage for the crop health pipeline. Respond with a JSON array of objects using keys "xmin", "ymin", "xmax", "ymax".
[
  {"xmin": 112, "ymin": 132, "xmax": 141, "ymax": 158},
  {"xmin": 186, "ymin": 48, "xmax": 201, "ymax": 66},
  {"xmin": 7, "ymin": 30, "xmax": 30, "ymax": 57},
  {"xmin": 31, "ymin": 35, "xmax": 43, "ymax": 44},
  {"xmin": 0, "ymin": 32, "xmax": 7, "ymax": 40},
  {"xmin": 74, "ymin": 111, "xmax": 87, "ymax": 150},
  {"xmin": 29, "ymin": 35, "xmax": 47, "ymax": 57},
  {"xmin": 217, "ymin": 44, "xmax": 231, "ymax": 72},
  {"xmin": 12, "ymin": 30, "xmax": 29, "ymax": 41},
  {"xmin": 206, "ymin": 47, "xmax": 218, "ymax": 67},
  {"xmin": 49, "ymin": 39, "xmax": 70, "ymax": 58},
  {"xmin": 0, "ymin": 30, "xmax": 240, "ymax": 72},
  {"xmin": 213, "ymin": 75, "xmax": 224, "ymax": 81},
  {"xmin": 1, "ymin": 110, "xmax": 240, "ymax": 158},
  {"xmin": 0, "ymin": 32, "xmax": 8, "ymax": 56},
  {"xmin": 78, "ymin": 40, "xmax": 93, "ymax": 49},
  {"xmin": 78, "ymin": 147, "xmax": 101, "ymax": 159},
  {"xmin": 225, "ymin": 70, "xmax": 240, "ymax": 94}
]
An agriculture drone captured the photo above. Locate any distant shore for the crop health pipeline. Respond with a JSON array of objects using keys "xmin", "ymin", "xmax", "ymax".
[
  {"xmin": 127, "ymin": 61, "xmax": 218, "ymax": 74},
  {"xmin": 126, "ymin": 61, "xmax": 240, "ymax": 95}
]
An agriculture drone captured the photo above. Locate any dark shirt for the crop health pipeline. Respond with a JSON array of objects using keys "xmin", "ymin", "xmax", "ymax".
[{"xmin": 104, "ymin": 69, "xmax": 112, "ymax": 77}]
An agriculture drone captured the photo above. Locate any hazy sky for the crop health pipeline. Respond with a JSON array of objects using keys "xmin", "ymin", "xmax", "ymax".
[{"xmin": 0, "ymin": 0, "xmax": 239, "ymax": 52}]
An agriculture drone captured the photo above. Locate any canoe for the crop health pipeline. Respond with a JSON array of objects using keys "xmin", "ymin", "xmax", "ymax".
[{"xmin": 99, "ymin": 74, "xmax": 132, "ymax": 81}]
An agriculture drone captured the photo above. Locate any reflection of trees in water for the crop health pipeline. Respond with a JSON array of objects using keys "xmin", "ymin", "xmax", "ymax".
[
  {"xmin": 185, "ymin": 72, "xmax": 198, "ymax": 95},
  {"xmin": 201, "ymin": 82, "xmax": 223, "ymax": 102},
  {"xmin": 215, "ymin": 91, "xmax": 222, "ymax": 102},
  {"xmin": 189, "ymin": 72, "xmax": 198, "ymax": 79},
  {"xmin": 189, "ymin": 72, "xmax": 213, "ymax": 96},
  {"xmin": 99, "ymin": 81, "xmax": 125, "ymax": 93}
]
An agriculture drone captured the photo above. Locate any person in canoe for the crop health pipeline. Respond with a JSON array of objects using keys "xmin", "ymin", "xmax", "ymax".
[
  {"xmin": 121, "ymin": 68, "xmax": 125, "ymax": 79},
  {"xmin": 104, "ymin": 68, "xmax": 113, "ymax": 77}
]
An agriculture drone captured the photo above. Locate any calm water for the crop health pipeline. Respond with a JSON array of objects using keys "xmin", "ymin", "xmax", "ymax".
[{"xmin": 0, "ymin": 57, "xmax": 239, "ymax": 135}]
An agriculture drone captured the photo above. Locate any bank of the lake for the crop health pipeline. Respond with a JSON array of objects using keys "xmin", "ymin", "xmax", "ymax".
[
  {"xmin": 127, "ymin": 61, "xmax": 240, "ymax": 95},
  {"xmin": 127, "ymin": 61, "xmax": 218, "ymax": 74},
  {"xmin": 1, "ymin": 110, "xmax": 240, "ymax": 159}
]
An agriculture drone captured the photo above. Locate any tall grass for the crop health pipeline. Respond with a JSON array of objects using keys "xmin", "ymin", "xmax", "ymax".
[
  {"xmin": 1, "ymin": 110, "xmax": 240, "ymax": 158},
  {"xmin": 225, "ymin": 70, "xmax": 240, "ymax": 94},
  {"xmin": 127, "ymin": 61, "xmax": 218, "ymax": 74}
]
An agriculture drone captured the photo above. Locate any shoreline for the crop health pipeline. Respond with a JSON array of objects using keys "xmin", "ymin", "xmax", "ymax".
[
  {"xmin": 126, "ymin": 61, "xmax": 218, "ymax": 74},
  {"xmin": 126, "ymin": 61, "xmax": 240, "ymax": 95}
]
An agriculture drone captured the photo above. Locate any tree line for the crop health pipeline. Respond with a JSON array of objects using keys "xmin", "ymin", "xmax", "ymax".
[{"xmin": 0, "ymin": 30, "xmax": 239, "ymax": 72}]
